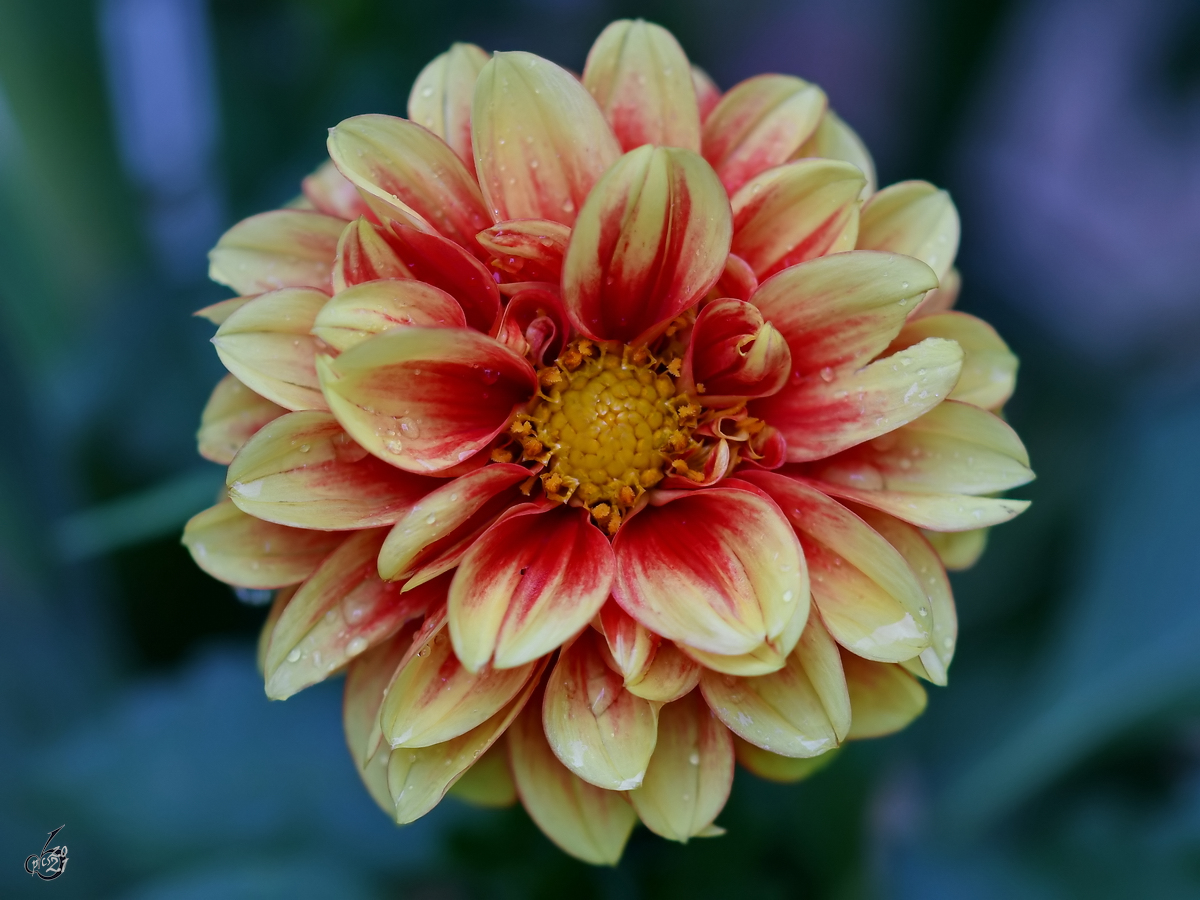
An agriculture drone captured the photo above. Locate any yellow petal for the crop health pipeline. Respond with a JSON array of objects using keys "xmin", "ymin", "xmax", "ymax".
[
  {"xmin": 699, "ymin": 606, "xmax": 849, "ymax": 757},
  {"xmin": 923, "ymin": 527, "xmax": 988, "ymax": 570},
  {"xmin": 856, "ymin": 509, "xmax": 956, "ymax": 686},
  {"xmin": 508, "ymin": 687, "xmax": 638, "ymax": 865},
  {"xmin": 209, "ymin": 209, "xmax": 344, "ymax": 295},
  {"xmin": 388, "ymin": 657, "xmax": 544, "ymax": 825},
  {"xmin": 734, "ymin": 737, "xmax": 839, "ymax": 783},
  {"xmin": 211, "ymin": 288, "xmax": 330, "ymax": 412},
  {"xmin": 890, "ymin": 311, "xmax": 1017, "ymax": 410},
  {"xmin": 680, "ymin": 591, "xmax": 809, "ymax": 676},
  {"xmin": 842, "ymin": 649, "xmax": 927, "ymax": 739},
  {"xmin": 808, "ymin": 399, "xmax": 1033, "ymax": 496},
  {"xmin": 858, "ymin": 180, "xmax": 959, "ymax": 282},
  {"xmin": 197, "ymin": 374, "xmax": 286, "ymax": 465},
  {"xmin": 344, "ymin": 631, "xmax": 415, "ymax": 814},
  {"xmin": 182, "ymin": 501, "xmax": 343, "ymax": 588},
  {"xmin": 702, "ymin": 74, "xmax": 827, "ymax": 194},
  {"xmin": 407, "ymin": 43, "xmax": 490, "ymax": 169},
  {"xmin": 582, "ymin": 19, "xmax": 701, "ymax": 152},
  {"xmin": 327, "ymin": 115, "xmax": 492, "ymax": 251},
  {"xmin": 194, "ymin": 295, "xmax": 253, "ymax": 325},
  {"xmin": 256, "ymin": 585, "xmax": 296, "ymax": 676},
  {"xmin": 227, "ymin": 410, "xmax": 438, "ymax": 530},
  {"xmin": 814, "ymin": 483, "xmax": 1030, "ymax": 531},
  {"xmin": 741, "ymin": 473, "xmax": 931, "ymax": 662},
  {"xmin": 543, "ymin": 630, "xmax": 660, "ymax": 790},
  {"xmin": 691, "ymin": 65, "xmax": 721, "ymax": 121},
  {"xmin": 562, "ymin": 144, "xmax": 732, "ymax": 343},
  {"xmin": 263, "ymin": 529, "xmax": 434, "ymax": 699},
  {"xmin": 624, "ymin": 642, "xmax": 701, "ymax": 703},
  {"xmin": 472, "ymin": 51, "xmax": 622, "ymax": 225},
  {"xmin": 311, "ymin": 280, "xmax": 466, "ymax": 352},
  {"xmin": 448, "ymin": 742, "xmax": 517, "ymax": 808},
  {"xmin": 380, "ymin": 622, "xmax": 536, "ymax": 748},
  {"xmin": 797, "ymin": 110, "xmax": 876, "ymax": 199},
  {"xmin": 730, "ymin": 159, "xmax": 863, "ymax": 278},
  {"xmin": 628, "ymin": 691, "xmax": 734, "ymax": 843}
]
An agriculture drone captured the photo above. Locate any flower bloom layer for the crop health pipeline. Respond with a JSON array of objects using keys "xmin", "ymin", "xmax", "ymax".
[{"xmin": 185, "ymin": 20, "xmax": 1032, "ymax": 864}]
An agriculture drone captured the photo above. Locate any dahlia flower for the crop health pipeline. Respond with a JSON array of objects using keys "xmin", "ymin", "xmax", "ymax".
[{"xmin": 184, "ymin": 20, "xmax": 1032, "ymax": 864}]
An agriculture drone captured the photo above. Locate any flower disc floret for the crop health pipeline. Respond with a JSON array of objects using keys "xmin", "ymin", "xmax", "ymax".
[{"xmin": 527, "ymin": 344, "xmax": 690, "ymax": 521}]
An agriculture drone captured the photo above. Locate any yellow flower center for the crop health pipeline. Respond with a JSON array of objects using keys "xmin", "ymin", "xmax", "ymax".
[{"xmin": 525, "ymin": 345, "xmax": 693, "ymax": 529}]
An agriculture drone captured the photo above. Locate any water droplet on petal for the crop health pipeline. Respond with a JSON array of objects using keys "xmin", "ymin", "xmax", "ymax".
[{"xmin": 286, "ymin": 648, "xmax": 302, "ymax": 663}]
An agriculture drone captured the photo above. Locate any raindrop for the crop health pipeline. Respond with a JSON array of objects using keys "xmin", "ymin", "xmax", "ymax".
[
  {"xmin": 782, "ymin": 590, "xmax": 794, "ymax": 603},
  {"xmin": 385, "ymin": 439, "xmax": 404, "ymax": 454},
  {"xmin": 481, "ymin": 368, "xmax": 500, "ymax": 385},
  {"xmin": 426, "ymin": 514, "xmax": 437, "ymax": 525},
  {"xmin": 399, "ymin": 416, "xmax": 420, "ymax": 438},
  {"xmin": 688, "ymin": 751, "xmax": 700, "ymax": 765},
  {"xmin": 286, "ymin": 648, "xmax": 302, "ymax": 663},
  {"xmin": 298, "ymin": 443, "xmax": 310, "ymax": 453},
  {"xmin": 347, "ymin": 637, "xmax": 368, "ymax": 656},
  {"xmin": 918, "ymin": 607, "xmax": 928, "ymax": 617},
  {"xmin": 819, "ymin": 366, "xmax": 835, "ymax": 382},
  {"xmin": 417, "ymin": 645, "xmax": 431, "ymax": 658}
]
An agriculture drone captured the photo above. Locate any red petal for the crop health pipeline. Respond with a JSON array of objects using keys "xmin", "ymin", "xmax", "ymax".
[{"xmin": 449, "ymin": 504, "xmax": 616, "ymax": 671}]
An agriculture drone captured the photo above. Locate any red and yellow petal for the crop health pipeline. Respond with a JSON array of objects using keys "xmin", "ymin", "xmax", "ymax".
[
  {"xmin": 449, "ymin": 505, "xmax": 616, "ymax": 672},
  {"xmin": 476, "ymin": 219, "xmax": 571, "ymax": 284},
  {"xmin": 209, "ymin": 209, "xmax": 345, "ymax": 295},
  {"xmin": 343, "ymin": 630, "xmax": 414, "ymax": 813},
  {"xmin": 493, "ymin": 285, "xmax": 571, "ymax": 366},
  {"xmin": 472, "ymin": 51, "xmax": 622, "ymax": 225},
  {"xmin": 448, "ymin": 742, "xmax": 518, "ymax": 808},
  {"xmin": 212, "ymin": 288, "xmax": 331, "ymax": 412},
  {"xmin": 754, "ymin": 337, "xmax": 964, "ymax": 463},
  {"xmin": 730, "ymin": 159, "xmax": 864, "ymax": 278},
  {"xmin": 301, "ymin": 159, "xmax": 372, "ymax": 220},
  {"xmin": 377, "ymin": 463, "xmax": 530, "ymax": 582},
  {"xmin": 263, "ymin": 529, "xmax": 436, "ymax": 699},
  {"xmin": 226, "ymin": 410, "xmax": 439, "ymax": 530},
  {"xmin": 380, "ymin": 621, "xmax": 537, "ymax": 748},
  {"xmin": 407, "ymin": 42, "xmax": 490, "ymax": 170},
  {"xmin": 182, "ymin": 501, "xmax": 343, "ymax": 589},
  {"xmin": 197, "ymin": 374, "xmax": 286, "ymax": 465},
  {"xmin": 924, "ymin": 527, "xmax": 988, "ymax": 570},
  {"xmin": 311, "ymin": 279, "xmax": 466, "ymax": 352},
  {"xmin": 388, "ymin": 656, "xmax": 545, "ymax": 824},
  {"xmin": 543, "ymin": 629, "xmax": 660, "ymax": 789},
  {"xmin": 628, "ymin": 690, "xmax": 734, "ymax": 842},
  {"xmin": 858, "ymin": 180, "xmax": 959, "ymax": 282},
  {"xmin": 814, "ymin": 481, "xmax": 1030, "ymax": 532},
  {"xmin": 701, "ymin": 75, "xmax": 827, "ymax": 195},
  {"xmin": 317, "ymin": 327, "xmax": 536, "ymax": 473},
  {"xmin": 582, "ymin": 19, "xmax": 701, "ymax": 153},
  {"xmin": 597, "ymin": 599, "xmax": 659, "ymax": 686},
  {"xmin": 327, "ymin": 114, "xmax": 491, "ymax": 251},
  {"xmin": 750, "ymin": 250, "xmax": 940, "ymax": 377},
  {"xmin": 613, "ymin": 486, "xmax": 806, "ymax": 658},
  {"xmin": 562, "ymin": 145, "xmax": 732, "ymax": 344}
]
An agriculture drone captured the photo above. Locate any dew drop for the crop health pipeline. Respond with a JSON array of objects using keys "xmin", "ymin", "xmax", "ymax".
[
  {"xmin": 782, "ymin": 590, "xmax": 794, "ymax": 603},
  {"xmin": 819, "ymin": 366, "xmax": 835, "ymax": 382},
  {"xmin": 399, "ymin": 416, "xmax": 420, "ymax": 438},
  {"xmin": 298, "ymin": 443, "xmax": 310, "ymax": 453},
  {"xmin": 426, "ymin": 514, "xmax": 437, "ymax": 525},
  {"xmin": 918, "ymin": 607, "xmax": 929, "ymax": 617},
  {"xmin": 385, "ymin": 439, "xmax": 404, "ymax": 454},
  {"xmin": 286, "ymin": 648, "xmax": 302, "ymax": 663},
  {"xmin": 347, "ymin": 637, "xmax": 368, "ymax": 656},
  {"xmin": 688, "ymin": 751, "xmax": 700, "ymax": 765},
  {"xmin": 417, "ymin": 645, "xmax": 431, "ymax": 658}
]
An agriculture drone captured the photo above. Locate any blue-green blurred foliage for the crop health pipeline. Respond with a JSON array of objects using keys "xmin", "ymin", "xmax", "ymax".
[{"xmin": 2, "ymin": 0, "xmax": 1199, "ymax": 897}]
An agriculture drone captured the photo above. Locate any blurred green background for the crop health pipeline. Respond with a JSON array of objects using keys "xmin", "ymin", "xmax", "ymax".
[{"xmin": 2, "ymin": 0, "xmax": 1200, "ymax": 897}]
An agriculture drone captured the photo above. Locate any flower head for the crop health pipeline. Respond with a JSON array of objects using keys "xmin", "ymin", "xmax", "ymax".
[{"xmin": 185, "ymin": 18, "xmax": 1032, "ymax": 864}]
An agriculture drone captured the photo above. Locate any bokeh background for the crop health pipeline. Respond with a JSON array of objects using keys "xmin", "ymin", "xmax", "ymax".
[{"xmin": 2, "ymin": 0, "xmax": 1199, "ymax": 896}]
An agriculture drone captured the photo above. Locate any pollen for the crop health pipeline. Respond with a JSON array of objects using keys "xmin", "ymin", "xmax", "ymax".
[{"xmin": 529, "ymin": 344, "xmax": 689, "ymax": 517}]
